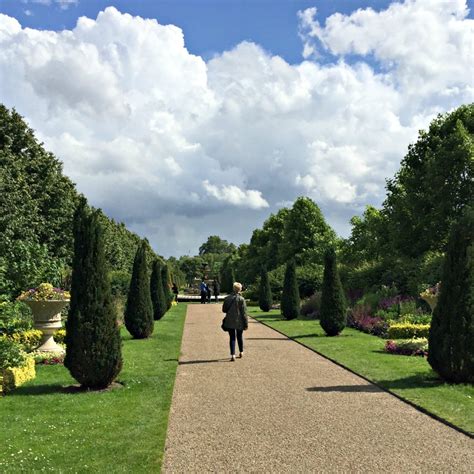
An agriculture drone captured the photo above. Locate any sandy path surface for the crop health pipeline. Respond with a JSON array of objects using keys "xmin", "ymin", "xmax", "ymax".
[{"xmin": 162, "ymin": 304, "xmax": 473, "ymax": 473}]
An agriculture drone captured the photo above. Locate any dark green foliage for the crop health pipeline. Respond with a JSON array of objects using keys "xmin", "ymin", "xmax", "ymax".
[
  {"xmin": 320, "ymin": 248, "xmax": 347, "ymax": 336},
  {"xmin": 281, "ymin": 260, "xmax": 300, "ymax": 320},
  {"xmin": 125, "ymin": 241, "xmax": 154, "ymax": 339},
  {"xmin": 65, "ymin": 199, "xmax": 122, "ymax": 389},
  {"xmin": 150, "ymin": 260, "xmax": 167, "ymax": 320},
  {"xmin": 258, "ymin": 268, "xmax": 273, "ymax": 312},
  {"xmin": 428, "ymin": 207, "xmax": 474, "ymax": 383},
  {"xmin": 161, "ymin": 264, "xmax": 173, "ymax": 311},
  {"xmin": 220, "ymin": 257, "xmax": 235, "ymax": 293},
  {"xmin": 199, "ymin": 235, "xmax": 236, "ymax": 255},
  {"xmin": 0, "ymin": 104, "xmax": 160, "ymax": 298}
]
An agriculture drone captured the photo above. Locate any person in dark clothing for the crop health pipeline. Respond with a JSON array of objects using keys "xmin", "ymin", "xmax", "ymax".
[
  {"xmin": 200, "ymin": 279, "xmax": 208, "ymax": 304},
  {"xmin": 206, "ymin": 284, "xmax": 211, "ymax": 303},
  {"xmin": 221, "ymin": 282, "xmax": 248, "ymax": 361},
  {"xmin": 213, "ymin": 280, "xmax": 220, "ymax": 303},
  {"xmin": 172, "ymin": 283, "xmax": 179, "ymax": 303}
]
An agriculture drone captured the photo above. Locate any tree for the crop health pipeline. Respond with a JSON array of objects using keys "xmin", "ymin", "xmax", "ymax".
[
  {"xmin": 281, "ymin": 260, "xmax": 300, "ymax": 320},
  {"xmin": 258, "ymin": 267, "xmax": 273, "ymax": 312},
  {"xmin": 64, "ymin": 199, "xmax": 122, "ymax": 389},
  {"xmin": 199, "ymin": 235, "xmax": 236, "ymax": 255},
  {"xmin": 428, "ymin": 207, "xmax": 474, "ymax": 383},
  {"xmin": 124, "ymin": 241, "xmax": 154, "ymax": 339},
  {"xmin": 280, "ymin": 197, "xmax": 336, "ymax": 265},
  {"xmin": 320, "ymin": 248, "xmax": 346, "ymax": 336},
  {"xmin": 384, "ymin": 104, "xmax": 473, "ymax": 258},
  {"xmin": 161, "ymin": 264, "xmax": 173, "ymax": 311},
  {"xmin": 220, "ymin": 257, "xmax": 235, "ymax": 293},
  {"xmin": 150, "ymin": 260, "xmax": 166, "ymax": 320}
]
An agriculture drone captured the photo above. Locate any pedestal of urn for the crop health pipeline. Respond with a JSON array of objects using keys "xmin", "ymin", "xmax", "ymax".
[{"xmin": 25, "ymin": 300, "xmax": 68, "ymax": 353}]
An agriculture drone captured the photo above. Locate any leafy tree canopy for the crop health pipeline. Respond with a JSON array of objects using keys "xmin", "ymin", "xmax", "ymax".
[{"xmin": 198, "ymin": 235, "xmax": 236, "ymax": 256}]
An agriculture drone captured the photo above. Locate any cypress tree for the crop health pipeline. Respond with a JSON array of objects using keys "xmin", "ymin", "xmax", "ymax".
[
  {"xmin": 125, "ymin": 241, "xmax": 154, "ymax": 338},
  {"xmin": 220, "ymin": 258, "xmax": 235, "ymax": 294},
  {"xmin": 281, "ymin": 260, "xmax": 300, "ymax": 320},
  {"xmin": 259, "ymin": 267, "xmax": 273, "ymax": 312},
  {"xmin": 320, "ymin": 248, "xmax": 346, "ymax": 336},
  {"xmin": 65, "ymin": 199, "xmax": 122, "ymax": 389},
  {"xmin": 150, "ymin": 260, "xmax": 166, "ymax": 320},
  {"xmin": 161, "ymin": 264, "xmax": 173, "ymax": 311},
  {"xmin": 428, "ymin": 207, "xmax": 474, "ymax": 383}
]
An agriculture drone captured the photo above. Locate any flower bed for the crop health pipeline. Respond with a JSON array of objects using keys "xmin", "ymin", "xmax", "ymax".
[
  {"xmin": 384, "ymin": 338, "xmax": 428, "ymax": 357},
  {"xmin": 387, "ymin": 322, "xmax": 430, "ymax": 339}
]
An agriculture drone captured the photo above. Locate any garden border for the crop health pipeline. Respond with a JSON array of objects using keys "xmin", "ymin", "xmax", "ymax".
[{"xmin": 251, "ymin": 315, "xmax": 474, "ymax": 440}]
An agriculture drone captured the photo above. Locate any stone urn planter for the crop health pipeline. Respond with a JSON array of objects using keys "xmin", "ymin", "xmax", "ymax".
[{"xmin": 25, "ymin": 300, "xmax": 68, "ymax": 353}]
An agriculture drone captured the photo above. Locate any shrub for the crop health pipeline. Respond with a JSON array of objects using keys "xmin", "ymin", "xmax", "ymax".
[
  {"xmin": 348, "ymin": 306, "xmax": 389, "ymax": 337},
  {"xmin": 8, "ymin": 329, "xmax": 42, "ymax": 351},
  {"xmin": 399, "ymin": 313, "xmax": 432, "ymax": 325},
  {"xmin": 54, "ymin": 329, "xmax": 66, "ymax": 344},
  {"xmin": 0, "ymin": 300, "xmax": 32, "ymax": 336},
  {"xmin": 387, "ymin": 322, "xmax": 430, "ymax": 339},
  {"xmin": 0, "ymin": 337, "xmax": 27, "ymax": 370},
  {"xmin": 150, "ymin": 260, "xmax": 167, "ymax": 320},
  {"xmin": 1, "ymin": 356, "xmax": 35, "ymax": 394},
  {"xmin": 161, "ymin": 264, "xmax": 173, "ymax": 311},
  {"xmin": 429, "ymin": 207, "xmax": 474, "ymax": 383},
  {"xmin": 384, "ymin": 338, "xmax": 428, "ymax": 356},
  {"xmin": 300, "ymin": 292, "xmax": 321, "ymax": 319},
  {"xmin": 109, "ymin": 270, "xmax": 131, "ymax": 299},
  {"xmin": 281, "ymin": 260, "xmax": 300, "ymax": 320},
  {"xmin": 125, "ymin": 241, "xmax": 154, "ymax": 339},
  {"xmin": 65, "ymin": 200, "xmax": 123, "ymax": 389},
  {"xmin": 258, "ymin": 268, "xmax": 273, "ymax": 312},
  {"xmin": 320, "ymin": 248, "xmax": 346, "ymax": 336}
]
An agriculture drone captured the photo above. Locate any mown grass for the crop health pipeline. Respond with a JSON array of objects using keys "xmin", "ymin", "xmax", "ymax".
[
  {"xmin": 251, "ymin": 308, "xmax": 474, "ymax": 436},
  {"xmin": 0, "ymin": 303, "xmax": 187, "ymax": 472}
]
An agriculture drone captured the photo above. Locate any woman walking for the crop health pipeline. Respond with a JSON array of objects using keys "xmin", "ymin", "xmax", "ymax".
[{"xmin": 222, "ymin": 282, "xmax": 248, "ymax": 361}]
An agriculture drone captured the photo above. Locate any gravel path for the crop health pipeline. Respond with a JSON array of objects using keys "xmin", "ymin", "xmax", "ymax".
[{"xmin": 162, "ymin": 304, "xmax": 474, "ymax": 473}]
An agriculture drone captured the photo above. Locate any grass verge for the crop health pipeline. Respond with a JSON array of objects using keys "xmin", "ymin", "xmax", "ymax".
[
  {"xmin": 0, "ymin": 303, "xmax": 187, "ymax": 472},
  {"xmin": 251, "ymin": 308, "xmax": 473, "ymax": 436}
]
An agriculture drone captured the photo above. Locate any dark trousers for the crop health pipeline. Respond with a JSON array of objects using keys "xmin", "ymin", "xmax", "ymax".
[
  {"xmin": 228, "ymin": 329, "xmax": 244, "ymax": 355},
  {"xmin": 200, "ymin": 291, "xmax": 207, "ymax": 304}
]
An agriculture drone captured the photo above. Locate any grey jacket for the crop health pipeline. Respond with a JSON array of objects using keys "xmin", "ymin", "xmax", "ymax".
[{"xmin": 222, "ymin": 293, "xmax": 248, "ymax": 331}]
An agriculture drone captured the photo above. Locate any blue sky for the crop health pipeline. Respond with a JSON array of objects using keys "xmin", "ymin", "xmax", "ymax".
[
  {"xmin": 0, "ymin": 0, "xmax": 424, "ymax": 63},
  {"xmin": 0, "ymin": 1, "xmax": 472, "ymax": 256}
]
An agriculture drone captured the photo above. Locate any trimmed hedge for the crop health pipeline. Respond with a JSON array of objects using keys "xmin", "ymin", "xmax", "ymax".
[
  {"xmin": 8, "ymin": 330, "xmax": 42, "ymax": 351},
  {"xmin": 1, "ymin": 356, "xmax": 36, "ymax": 394},
  {"xmin": 387, "ymin": 322, "xmax": 430, "ymax": 339}
]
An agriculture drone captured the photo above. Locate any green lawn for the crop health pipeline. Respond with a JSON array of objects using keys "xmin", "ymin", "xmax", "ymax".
[
  {"xmin": 251, "ymin": 308, "xmax": 474, "ymax": 436},
  {"xmin": 0, "ymin": 303, "xmax": 187, "ymax": 473}
]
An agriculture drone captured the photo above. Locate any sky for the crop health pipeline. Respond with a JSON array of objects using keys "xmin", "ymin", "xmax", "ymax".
[{"xmin": 0, "ymin": 0, "xmax": 473, "ymax": 257}]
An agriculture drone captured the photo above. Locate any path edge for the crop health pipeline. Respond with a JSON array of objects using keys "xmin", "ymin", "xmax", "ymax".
[{"xmin": 252, "ymin": 315, "xmax": 474, "ymax": 440}]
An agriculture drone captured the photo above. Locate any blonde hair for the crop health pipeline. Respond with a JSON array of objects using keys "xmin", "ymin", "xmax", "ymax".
[{"xmin": 233, "ymin": 282, "xmax": 242, "ymax": 293}]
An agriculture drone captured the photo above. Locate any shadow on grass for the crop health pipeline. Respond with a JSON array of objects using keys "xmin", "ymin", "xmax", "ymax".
[
  {"xmin": 376, "ymin": 374, "xmax": 446, "ymax": 390},
  {"xmin": 178, "ymin": 358, "xmax": 230, "ymax": 365},
  {"xmin": 11, "ymin": 384, "xmax": 65, "ymax": 396},
  {"xmin": 306, "ymin": 384, "xmax": 382, "ymax": 393}
]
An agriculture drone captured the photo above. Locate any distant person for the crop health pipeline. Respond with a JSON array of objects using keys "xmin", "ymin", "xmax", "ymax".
[
  {"xmin": 200, "ymin": 279, "xmax": 208, "ymax": 304},
  {"xmin": 172, "ymin": 283, "xmax": 179, "ymax": 303},
  {"xmin": 213, "ymin": 280, "xmax": 220, "ymax": 303},
  {"xmin": 221, "ymin": 282, "xmax": 248, "ymax": 361},
  {"xmin": 206, "ymin": 284, "xmax": 212, "ymax": 303}
]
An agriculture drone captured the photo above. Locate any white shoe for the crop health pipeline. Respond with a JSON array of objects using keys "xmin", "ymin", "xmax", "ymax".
[
  {"xmin": 230, "ymin": 355, "xmax": 236, "ymax": 361},
  {"xmin": 239, "ymin": 352, "xmax": 243, "ymax": 358}
]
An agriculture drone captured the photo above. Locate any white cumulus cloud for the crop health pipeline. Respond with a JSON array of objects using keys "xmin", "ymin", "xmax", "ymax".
[{"xmin": 0, "ymin": 1, "xmax": 472, "ymax": 256}]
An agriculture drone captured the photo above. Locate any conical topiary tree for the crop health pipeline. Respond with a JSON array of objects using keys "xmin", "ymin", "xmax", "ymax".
[
  {"xmin": 259, "ymin": 267, "xmax": 273, "ymax": 312},
  {"xmin": 220, "ymin": 258, "xmax": 235, "ymax": 294},
  {"xmin": 281, "ymin": 260, "xmax": 300, "ymax": 320},
  {"xmin": 124, "ymin": 241, "xmax": 154, "ymax": 338},
  {"xmin": 150, "ymin": 260, "xmax": 167, "ymax": 320},
  {"xmin": 65, "ymin": 198, "xmax": 122, "ymax": 389},
  {"xmin": 319, "ymin": 248, "xmax": 346, "ymax": 336},
  {"xmin": 161, "ymin": 264, "xmax": 173, "ymax": 311},
  {"xmin": 428, "ymin": 207, "xmax": 474, "ymax": 383}
]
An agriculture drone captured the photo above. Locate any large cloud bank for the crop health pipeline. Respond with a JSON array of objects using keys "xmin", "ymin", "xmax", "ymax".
[{"xmin": 0, "ymin": 2, "xmax": 472, "ymax": 255}]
